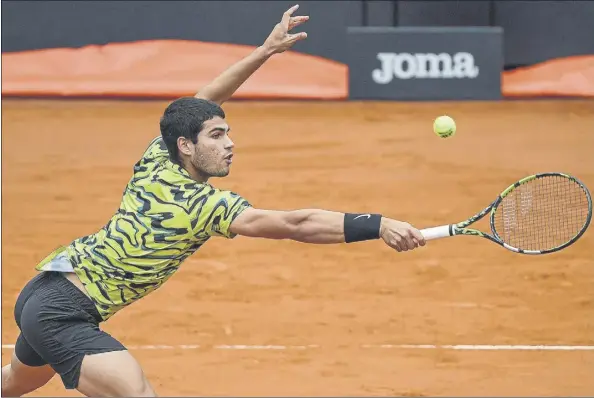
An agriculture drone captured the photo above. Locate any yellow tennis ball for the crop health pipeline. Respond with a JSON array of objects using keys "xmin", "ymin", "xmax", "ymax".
[{"xmin": 433, "ymin": 115, "xmax": 456, "ymax": 138}]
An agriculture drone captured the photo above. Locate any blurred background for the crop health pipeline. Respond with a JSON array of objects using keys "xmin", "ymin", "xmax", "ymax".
[
  {"xmin": 3, "ymin": 0, "xmax": 594, "ymax": 67},
  {"xmin": 3, "ymin": 0, "xmax": 594, "ymax": 100}
]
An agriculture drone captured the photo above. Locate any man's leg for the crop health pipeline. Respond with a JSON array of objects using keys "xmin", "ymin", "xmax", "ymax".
[
  {"xmin": 16, "ymin": 271, "xmax": 157, "ymax": 396},
  {"xmin": 5, "ymin": 271, "xmax": 57, "ymax": 397},
  {"xmin": 1, "ymin": 335, "xmax": 55, "ymax": 397},
  {"xmin": 76, "ymin": 350, "xmax": 156, "ymax": 397},
  {"xmin": 21, "ymin": 298, "xmax": 155, "ymax": 397}
]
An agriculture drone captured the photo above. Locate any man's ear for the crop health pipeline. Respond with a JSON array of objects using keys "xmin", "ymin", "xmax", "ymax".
[{"xmin": 177, "ymin": 136, "xmax": 194, "ymax": 157}]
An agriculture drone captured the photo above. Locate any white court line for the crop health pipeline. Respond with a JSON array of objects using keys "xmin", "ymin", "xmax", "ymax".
[
  {"xmin": 362, "ymin": 344, "xmax": 594, "ymax": 351},
  {"xmin": 2, "ymin": 344, "xmax": 593, "ymax": 351}
]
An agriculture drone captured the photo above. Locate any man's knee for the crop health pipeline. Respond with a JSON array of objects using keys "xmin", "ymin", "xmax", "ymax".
[
  {"xmin": 105, "ymin": 370, "xmax": 155, "ymax": 397},
  {"xmin": 129, "ymin": 379, "xmax": 157, "ymax": 397},
  {"xmin": 77, "ymin": 350, "xmax": 156, "ymax": 397}
]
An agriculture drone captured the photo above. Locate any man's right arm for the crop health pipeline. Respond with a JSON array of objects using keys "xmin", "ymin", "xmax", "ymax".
[{"xmin": 229, "ymin": 208, "xmax": 425, "ymax": 252}]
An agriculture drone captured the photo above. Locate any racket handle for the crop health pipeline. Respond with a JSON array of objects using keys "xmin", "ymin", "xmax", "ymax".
[{"xmin": 420, "ymin": 225, "xmax": 453, "ymax": 241}]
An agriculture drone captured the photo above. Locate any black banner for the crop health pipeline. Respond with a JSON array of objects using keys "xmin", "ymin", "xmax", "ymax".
[{"xmin": 347, "ymin": 27, "xmax": 503, "ymax": 100}]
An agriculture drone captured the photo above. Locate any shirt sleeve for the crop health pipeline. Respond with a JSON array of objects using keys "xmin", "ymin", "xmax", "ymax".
[{"xmin": 192, "ymin": 189, "xmax": 252, "ymax": 239}]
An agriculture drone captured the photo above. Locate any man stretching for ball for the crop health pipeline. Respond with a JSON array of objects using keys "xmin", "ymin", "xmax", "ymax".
[{"xmin": 2, "ymin": 5, "xmax": 425, "ymax": 397}]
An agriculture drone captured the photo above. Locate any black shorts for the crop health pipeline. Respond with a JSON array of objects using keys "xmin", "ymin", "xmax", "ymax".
[{"xmin": 14, "ymin": 271, "xmax": 126, "ymax": 389}]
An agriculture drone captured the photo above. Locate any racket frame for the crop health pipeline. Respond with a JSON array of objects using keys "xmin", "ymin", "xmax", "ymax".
[{"xmin": 420, "ymin": 173, "xmax": 593, "ymax": 255}]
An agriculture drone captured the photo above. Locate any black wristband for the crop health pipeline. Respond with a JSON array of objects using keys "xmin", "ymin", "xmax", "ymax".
[{"xmin": 344, "ymin": 213, "xmax": 382, "ymax": 243}]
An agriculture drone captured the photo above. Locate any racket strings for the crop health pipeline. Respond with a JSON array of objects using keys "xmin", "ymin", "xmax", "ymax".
[{"xmin": 493, "ymin": 175, "xmax": 590, "ymax": 251}]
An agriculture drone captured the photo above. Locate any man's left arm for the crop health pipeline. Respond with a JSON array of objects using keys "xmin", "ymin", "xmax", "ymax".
[{"xmin": 195, "ymin": 4, "xmax": 308, "ymax": 105}]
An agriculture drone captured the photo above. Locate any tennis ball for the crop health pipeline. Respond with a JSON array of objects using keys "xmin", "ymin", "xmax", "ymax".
[{"xmin": 433, "ymin": 115, "xmax": 456, "ymax": 138}]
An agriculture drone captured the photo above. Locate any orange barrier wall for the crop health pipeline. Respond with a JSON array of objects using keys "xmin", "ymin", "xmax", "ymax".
[
  {"xmin": 1, "ymin": 40, "xmax": 348, "ymax": 100},
  {"xmin": 2, "ymin": 40, "xmax": 593, "ymax": 99},
  {"xmin": 502, "ymin": 55, "xmax": 594, "ymax": 98}
]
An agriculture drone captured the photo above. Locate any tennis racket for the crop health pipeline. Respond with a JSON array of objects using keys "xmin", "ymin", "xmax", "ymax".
[{"xmin": 420, "ymin": 173, "xmax": 592, "ymax": 254}]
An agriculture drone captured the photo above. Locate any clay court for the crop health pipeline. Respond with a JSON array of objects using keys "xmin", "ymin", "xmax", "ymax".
[{"xmin": 2, "ymin": 99, "xmax": 593, "ymax": 396}]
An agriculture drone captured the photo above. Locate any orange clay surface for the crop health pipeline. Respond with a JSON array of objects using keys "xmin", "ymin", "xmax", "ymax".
[{"xmin": 2, "ymin": 99, "xmax": 593, "ymax": 396}]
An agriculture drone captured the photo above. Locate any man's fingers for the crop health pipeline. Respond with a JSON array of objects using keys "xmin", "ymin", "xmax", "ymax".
[
  {"xmin": 399, "ymin": 229, "xmax": 424, "ymax": 251},
  {"xmin": 403, "ymin": 235, "xmax": 416, "ymax": 251},
  {"xmin": 282, "ymin": 4, "xmax": 300, "ymax": 26},
  {"xmin": 289, "ymin": 15, "xmax": 309, "ymax": 29},
  {"xmin": 395, "ymin": 232, "xmax": 412, "ymax": 250},
  {"xmin": 392, "ymin": 236, "xmax": 404, "ymax": 252},
  {"xmin": 385, "ymin": 229, "xmax": 426, "ymax": 253},
  {"xmin": 410, "ymin": 228, "xmax": 426, "ymax": 246},
  {"xmin": 287, "ymin": 32, "xmax": 308, "ymax": 42}
]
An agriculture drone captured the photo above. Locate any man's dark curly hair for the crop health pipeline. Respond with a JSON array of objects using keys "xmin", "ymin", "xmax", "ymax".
[{"xmin": 159, "ymin": 97, "xmax": 226, "ymax": 163}]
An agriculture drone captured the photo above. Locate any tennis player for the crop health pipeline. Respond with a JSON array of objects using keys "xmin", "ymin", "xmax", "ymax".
[{"xmin": 2, "ymin": 5, "xmax": 425, "ymax": 397}]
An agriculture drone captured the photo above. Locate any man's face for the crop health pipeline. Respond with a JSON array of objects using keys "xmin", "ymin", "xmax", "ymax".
[
  {"xmin": 191, "ymin": 117, "xmax": 234, "ymax": 178},
  {"xmin": 177, "ymin": 116, "xmax": 234, "ymax": 180}
]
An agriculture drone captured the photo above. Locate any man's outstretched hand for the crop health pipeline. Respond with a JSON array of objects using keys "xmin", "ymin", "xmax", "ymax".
[{"xmin": 262, "ymin": 4, "xmax": 309, "ymax": 55}]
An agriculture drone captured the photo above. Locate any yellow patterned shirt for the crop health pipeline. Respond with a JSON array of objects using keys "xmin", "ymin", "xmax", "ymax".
[{"xmin": 36, "ymin": 136, "xmax": 251, "ymax": 321}]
